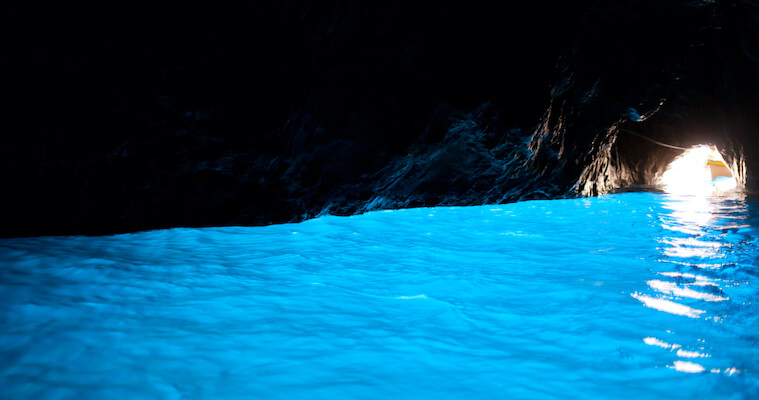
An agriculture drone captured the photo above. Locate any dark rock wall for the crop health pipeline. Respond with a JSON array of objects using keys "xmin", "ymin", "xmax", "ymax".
[
  {"xmin": 2, "ymin": 1, "xmax": 758, "ymax": 236},
  {"xmin": 529, "ymin": 0, "xmax": 759, "ymax": 196}
]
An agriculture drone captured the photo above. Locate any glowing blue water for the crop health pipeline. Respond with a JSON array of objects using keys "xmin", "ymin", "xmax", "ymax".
[{"xmin": 1, "ymin": 192, "xmax": 758, "ymax": 399}]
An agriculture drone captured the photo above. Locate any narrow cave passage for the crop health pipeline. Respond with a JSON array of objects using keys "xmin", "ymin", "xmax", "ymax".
[
  {"xmin": 657, "ymin": 145, "xmax": 739, "ymax": 194},
  {"xmin": 585, "ymin": 113, "xmax": 752, "ymax": 197}
]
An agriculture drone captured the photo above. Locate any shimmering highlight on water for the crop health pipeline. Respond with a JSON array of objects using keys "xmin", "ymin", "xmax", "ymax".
[{"xmin": 1, "ymin": 192, "xmax": 758, "ymax": 399}]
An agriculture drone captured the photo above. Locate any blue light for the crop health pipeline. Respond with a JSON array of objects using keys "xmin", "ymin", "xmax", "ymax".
[{"xmin": 1, "ymin": 192, "xmax": 757, "ymax": 398}]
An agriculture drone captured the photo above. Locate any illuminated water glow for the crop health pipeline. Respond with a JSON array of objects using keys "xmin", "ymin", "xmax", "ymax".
[{"xmin": 1, "ymin": 191, "xmax": 757, "ymax": 398}]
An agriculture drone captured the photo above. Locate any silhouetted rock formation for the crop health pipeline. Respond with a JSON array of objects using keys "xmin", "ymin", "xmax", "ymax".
[
  {"xmin": 530, "ymin": 0, "xmax": 759, "ymax": 196},
  {"xmin": 2, "ymin": 1, "xmax": 758, "ymax": 236}
]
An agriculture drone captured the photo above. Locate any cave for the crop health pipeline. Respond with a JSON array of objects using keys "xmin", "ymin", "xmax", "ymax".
[
  {"xmin": 2, "ymin": 1, "xmax": 758, "ymax": 236},
  {"xmin": 2, "ymin": 1, "xmax": 759, "ymax": 397}
]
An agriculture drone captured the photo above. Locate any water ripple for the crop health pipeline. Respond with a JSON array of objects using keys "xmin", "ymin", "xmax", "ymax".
[{"xmin": 1, "ymin": 192, "xmax": 758, "ymax": 399}]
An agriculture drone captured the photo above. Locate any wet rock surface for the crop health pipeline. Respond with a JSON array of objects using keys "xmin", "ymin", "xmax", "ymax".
[{"xmin": 2, "ymin": 1, "xmax": 758, "ymax": 236}]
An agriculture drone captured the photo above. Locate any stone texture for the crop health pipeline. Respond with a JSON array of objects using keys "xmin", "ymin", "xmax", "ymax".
[{"xmin": 2, "ymin": 1, "xmax": 758, "ymax": 236}]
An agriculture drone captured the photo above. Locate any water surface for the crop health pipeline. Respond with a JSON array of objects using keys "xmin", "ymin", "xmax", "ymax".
[{"xmin": 1, "ymin": 192, "xmax": 758, "ymax": 399}]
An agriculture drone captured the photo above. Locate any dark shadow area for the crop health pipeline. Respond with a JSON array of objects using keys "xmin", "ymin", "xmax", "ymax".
[{"xmin": 1, "ymin": 1, "xmax": 758, "ymax": 236}]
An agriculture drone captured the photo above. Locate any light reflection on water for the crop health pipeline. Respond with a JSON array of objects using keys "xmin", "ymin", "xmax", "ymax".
[
  {"xmin": 642, "ymin": 189, "xmax": 755, "ymax": 376},
  {"xmin": 0, "ymin": 192, "xmax": 758, "ymax": 399}
]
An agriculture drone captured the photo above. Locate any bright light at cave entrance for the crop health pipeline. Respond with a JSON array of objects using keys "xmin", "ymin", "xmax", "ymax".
[{"xmin": 658, "ymin": 145, "xmax": 737, "ymax": 194}]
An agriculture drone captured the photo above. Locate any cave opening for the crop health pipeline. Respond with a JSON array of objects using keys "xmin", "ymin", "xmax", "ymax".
[{"xmin": 656, "ymin": 145, "xmax": 739, "ymax": 194}]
